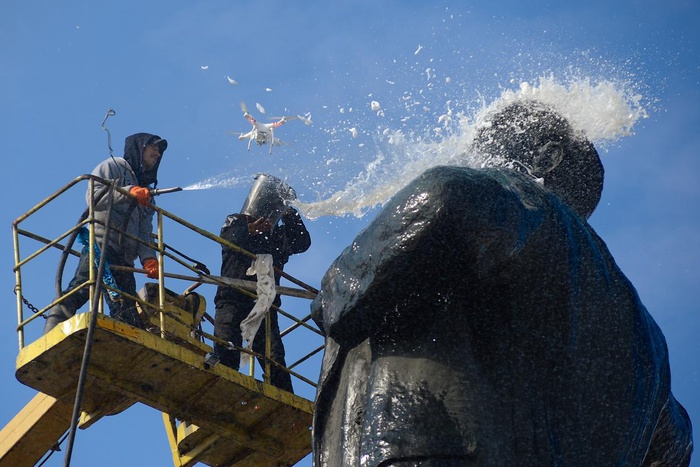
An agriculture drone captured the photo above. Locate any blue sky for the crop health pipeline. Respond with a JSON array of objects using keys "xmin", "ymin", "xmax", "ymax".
[{"xmin": 1, "ymin": 1, "xmax": 698, "ymax": 466}]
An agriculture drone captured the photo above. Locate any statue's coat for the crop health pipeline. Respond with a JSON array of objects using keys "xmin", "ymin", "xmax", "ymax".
[{"xmin": 312, "ymin": 166, "xmax": 692, "ymax": 466}]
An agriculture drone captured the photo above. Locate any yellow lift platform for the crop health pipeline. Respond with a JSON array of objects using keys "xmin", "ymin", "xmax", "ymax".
[{"xmin": 3, "ymin": 175, "xmax": 322, "ymax": 466}]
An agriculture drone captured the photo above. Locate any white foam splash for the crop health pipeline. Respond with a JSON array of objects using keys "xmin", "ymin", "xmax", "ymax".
[
  {"xmin": 296, "ymin": 75, "xmax": 648, "ymax": 220},
  {"xmin": 483, "ymin": 76, "xmax": 648, "ymax": 146}
]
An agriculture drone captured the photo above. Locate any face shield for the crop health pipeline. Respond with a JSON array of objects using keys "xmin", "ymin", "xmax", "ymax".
[{"xmin": 241, "ymin": 173, "xmax": 297, "ymax": 227}]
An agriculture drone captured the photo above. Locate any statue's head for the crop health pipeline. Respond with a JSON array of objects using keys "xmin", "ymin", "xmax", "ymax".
[{"xmin": 473, "ymin": 101, "xmax": 604, "ymax": 219}]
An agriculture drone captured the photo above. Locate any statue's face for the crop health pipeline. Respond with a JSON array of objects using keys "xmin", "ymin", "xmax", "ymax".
[{"xmin": 531, "ymin": 139, "xmax": 565, "ymax": 178}]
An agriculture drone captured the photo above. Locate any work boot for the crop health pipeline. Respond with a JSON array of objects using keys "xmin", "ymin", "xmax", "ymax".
[{"xmin": 43, "ymin": 303, "xmax": 75, "ymax": 334}]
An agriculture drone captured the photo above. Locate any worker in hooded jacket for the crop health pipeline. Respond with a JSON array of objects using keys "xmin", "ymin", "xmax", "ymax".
[{"xmin": 44, "ymin": 132, "xmax": 167, "ymax": 333}]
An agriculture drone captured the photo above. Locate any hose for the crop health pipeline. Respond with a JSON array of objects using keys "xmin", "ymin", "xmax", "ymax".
[{"xmin": 54, "ymin": 184, "xmax": 111, "ymax": 303}]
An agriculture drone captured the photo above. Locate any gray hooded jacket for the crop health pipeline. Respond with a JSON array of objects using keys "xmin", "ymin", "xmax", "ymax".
[{"xmin": 87, "ymin": 132, "xmax": 166, "ymax": 265}]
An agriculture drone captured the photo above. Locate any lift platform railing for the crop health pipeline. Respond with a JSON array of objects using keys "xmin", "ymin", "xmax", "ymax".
[{"xmin": 12, "ymin": 174, "xmax": 323, "ymax": 390}]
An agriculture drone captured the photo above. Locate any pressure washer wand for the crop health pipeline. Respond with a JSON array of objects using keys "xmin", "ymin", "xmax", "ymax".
[{"xmin": 150, "ymin": 186, "xmax": 183, "ymax": 196}]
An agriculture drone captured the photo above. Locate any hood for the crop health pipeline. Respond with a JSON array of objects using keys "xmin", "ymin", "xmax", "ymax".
[{"xmin": 123, "ymin": 132, "xmax": 168, "ymax": 187}]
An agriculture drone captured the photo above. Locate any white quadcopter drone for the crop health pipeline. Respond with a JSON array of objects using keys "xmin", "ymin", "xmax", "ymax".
[{"xmin": 237, "ymin": 102, "xmax": 298, "ymax": 154}]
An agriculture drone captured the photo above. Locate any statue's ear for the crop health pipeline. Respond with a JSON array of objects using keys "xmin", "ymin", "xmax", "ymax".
[{"xmin": 532, "ymin": 141, "xmax": 564, "ymax": 177}]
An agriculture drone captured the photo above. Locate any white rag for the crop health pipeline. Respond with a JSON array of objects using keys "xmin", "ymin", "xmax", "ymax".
[{"xmin": 239, "ymin": 254, "xmax": 276, "ymax": 368}]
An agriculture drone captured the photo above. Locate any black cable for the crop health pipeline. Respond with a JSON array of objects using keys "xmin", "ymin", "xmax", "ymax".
[
  {"xmin": 162, "ymin": 241, "xmax": 210, "ymax": 274},
  {"xmin": 101, "ymin": 108, "xmax": 116, "ymax": 160},
  {"xmin": 36, "ymin": 431, "xmax": 69, "ymax": 466},
  {"xmin": 63, "ymin": 181, "xmax": 116, "ymax": 467}
]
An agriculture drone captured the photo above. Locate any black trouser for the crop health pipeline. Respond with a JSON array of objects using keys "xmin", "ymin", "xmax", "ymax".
[
  {"xmin": 44, "ymin": 245, "xmax": 143, "ymax": 333},
  {"xmin": 214, "ymin": 300, "xmax": 293, "ymax": 393}
]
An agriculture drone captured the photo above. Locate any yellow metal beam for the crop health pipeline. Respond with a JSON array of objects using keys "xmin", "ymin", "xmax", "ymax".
[
  {"xmin": 173, "ymin": 419, "xmax": 221, "ymax": 466},
  {"xmin": 0, "ymin": 392, "xmax": 73, "ymax": 466}
]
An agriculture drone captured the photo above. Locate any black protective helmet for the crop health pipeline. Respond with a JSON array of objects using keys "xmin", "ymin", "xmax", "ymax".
[{"xmin": 473, "ymin": 101, "xmax": 604, "ymax": 219}]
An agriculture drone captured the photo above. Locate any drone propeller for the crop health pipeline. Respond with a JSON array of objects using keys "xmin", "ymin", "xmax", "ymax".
[
  {"xmin": 240, "ymin": 102, "xmax": 249, "ymax": 113},
  {"xmin": 297, "ymin": 114, "xmax": 313, "ymax": 126},
  {"xmin": 269, "ymin": 115, "xmax": 298, "ymax": 122}
]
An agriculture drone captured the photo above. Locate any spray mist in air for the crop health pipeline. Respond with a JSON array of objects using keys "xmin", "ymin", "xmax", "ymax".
[
  {"xmin": 294, "ymin": 75, "xmax": 647, "ymax": 220},
  {"xmin": 181, "ymin": 75, "xmax": 647, "ymax": 222},
  {"xmin": 182, "ymin": 174, "xmax": 250, "ymax": 191}
]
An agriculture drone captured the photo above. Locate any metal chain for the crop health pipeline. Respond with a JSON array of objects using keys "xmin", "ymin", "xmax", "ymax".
[{"xmin": 13, "ymin": 288, "xmax": 44, "ymax": 319}]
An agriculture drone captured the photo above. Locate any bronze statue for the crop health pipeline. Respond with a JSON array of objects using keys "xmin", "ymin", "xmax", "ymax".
[{"xmin": 311, "ymin": 102, "xmax": 693, "ymax": 466}]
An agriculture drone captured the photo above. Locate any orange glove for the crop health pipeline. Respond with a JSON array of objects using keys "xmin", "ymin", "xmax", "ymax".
[
  {"xmin": 143, "ymin": 258, "xmax": 159, "ymax": 279},
  {"xmin": 130, "ymin": 186, "xmax": 151, "ymax": 207}
]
